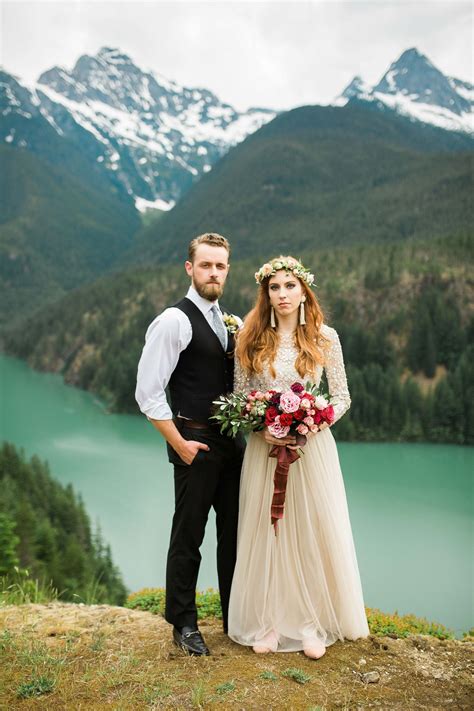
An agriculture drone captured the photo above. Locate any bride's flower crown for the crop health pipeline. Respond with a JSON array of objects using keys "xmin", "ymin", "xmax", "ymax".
[{"xmin": 254, "ymin": 257, "xmax": 316, "ymax": 287}]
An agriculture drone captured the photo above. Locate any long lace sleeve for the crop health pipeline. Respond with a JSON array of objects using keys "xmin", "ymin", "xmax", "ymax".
[
  {"xmin": 234, "ymin": 354, "xmax": 252, "ymax": 393},
  {"xmin": 323, "ymin": 326, "xmax": 351, "ymax": 424}
]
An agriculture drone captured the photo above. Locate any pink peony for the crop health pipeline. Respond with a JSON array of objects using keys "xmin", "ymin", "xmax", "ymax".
[
  {"xmin": 280, "ymin": 391, "xmax": 301, "ymax": 413},
  {"xmin": 296, "ymin": 424, "xmax": 309, "ymax": 435},
  {"xmin": 303, "ymin": 416, "xmax": 314, "ymax": 426},
  {"xmin": 268, "ymin": 419, "xmax": 291, "ymax": 438}
]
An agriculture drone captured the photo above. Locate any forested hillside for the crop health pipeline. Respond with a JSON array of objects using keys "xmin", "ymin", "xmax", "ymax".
[
  {"xmin": 5, "ymin": 233, "xmax": 473, "ymax": 444},
  {"xmin": 126, "ymin": 104, "xmax": 473, "ymax": 265},
  {"xmin": 0, "ymin": 145, "xmax": 139, "ymax": 327},
  {"xmin": 0, "ymin": 443, "xmax": 127, "ymax": 604}
]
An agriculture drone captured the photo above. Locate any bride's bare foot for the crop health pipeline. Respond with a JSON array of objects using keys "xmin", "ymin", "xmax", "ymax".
[
  {"xmin": 303, "ymin": 638, "xmax": 326, "ymax": 659},
  {"xmin": 253, "ymin": 630, "xmax": 278, "ymax": 653}
]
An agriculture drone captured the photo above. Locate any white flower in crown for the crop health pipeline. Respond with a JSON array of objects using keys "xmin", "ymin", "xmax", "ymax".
[{"xmin": 254, "ymin": 257, "xmax": 316, "ymax": 287}]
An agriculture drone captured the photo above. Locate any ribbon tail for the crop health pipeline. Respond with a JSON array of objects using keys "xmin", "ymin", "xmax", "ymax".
[{"xmin": 269, "ymin": 445, "xmax": 300, "ymax": 529}]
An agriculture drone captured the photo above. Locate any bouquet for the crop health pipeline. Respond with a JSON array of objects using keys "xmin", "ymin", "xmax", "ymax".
[{"xmin": 212, "ymin": 382, "xmax": 335, "ymax": 532}]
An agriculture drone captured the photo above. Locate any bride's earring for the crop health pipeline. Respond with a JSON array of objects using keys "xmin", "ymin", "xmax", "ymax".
[
  {"xmin": 299, "ymin": 299, "xmax": 306, "ymax": 326},
  {"xmin": 270, "ymin": 307, "xmax": 276, "ymax": 328}
]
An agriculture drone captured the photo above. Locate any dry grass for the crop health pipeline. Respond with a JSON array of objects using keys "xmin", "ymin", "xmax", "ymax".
[{"xmin": 0, "ymin": 603, "xmax": 473, "ymax": 710}]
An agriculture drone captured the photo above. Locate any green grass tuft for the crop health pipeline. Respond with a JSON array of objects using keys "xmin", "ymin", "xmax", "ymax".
[{"xmin": 126, "ymin": 588, "xmax": 457, "ymax": 639}]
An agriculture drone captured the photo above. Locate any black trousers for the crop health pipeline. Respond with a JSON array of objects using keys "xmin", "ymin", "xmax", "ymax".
[{"xmin": 165, "ymin": 422, "xmax": 245, "ymax": 632}]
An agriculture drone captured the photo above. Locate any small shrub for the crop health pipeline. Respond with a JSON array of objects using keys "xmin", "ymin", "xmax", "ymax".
[
  {"xmin": 216, "ymin": 680, "xmax": 236, "ymax": 694},
  {"xmin": 282, "ymin": 668, "xmax": 312, "ymax": 685},
  {"xmin": 126, "ymin": 587, "xmax": 222, "ymax": 619},
  {"xmin": 16, "ymin": 675, "xmax": 55, "ymax": 698},
  {"xmin": 366, "ymin": 607, "xmax": 453, "ymax": 639}
]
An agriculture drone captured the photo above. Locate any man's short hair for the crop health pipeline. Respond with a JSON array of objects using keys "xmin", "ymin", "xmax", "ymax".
[{"xmin": 188, "ymin": 233, "xmax": 231, "ymax": 262}]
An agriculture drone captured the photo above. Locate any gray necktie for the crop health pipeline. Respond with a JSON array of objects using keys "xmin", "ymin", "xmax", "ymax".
[{"xmin": 210, "ymin": 305, "xmax": 227, "ymax": 350}]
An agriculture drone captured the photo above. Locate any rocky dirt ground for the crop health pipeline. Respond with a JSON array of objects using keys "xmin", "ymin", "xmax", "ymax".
[{"xmin": 0, "ymin": 603, "xmax": 472, "ymax": 710}]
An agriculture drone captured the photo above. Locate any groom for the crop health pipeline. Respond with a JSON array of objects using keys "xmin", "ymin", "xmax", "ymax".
[{"xmin": 135, "ymin": 232, "xmax": 244, "ymax": 656}]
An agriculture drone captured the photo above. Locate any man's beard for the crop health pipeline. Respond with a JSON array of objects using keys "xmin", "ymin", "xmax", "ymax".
[{"xmin": 194, "ymin": 280, "xmax": 223, "ymax": 300}]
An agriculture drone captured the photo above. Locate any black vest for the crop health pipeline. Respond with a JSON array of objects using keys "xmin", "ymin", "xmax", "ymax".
[{"xmin": 168, "ymin": 297, "xmax": 235, "ymax": 423}]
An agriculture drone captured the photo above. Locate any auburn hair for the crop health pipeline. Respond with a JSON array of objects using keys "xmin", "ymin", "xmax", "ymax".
[{"xmin": 236, "ymin": 262, "xmax": 330, "ymax": 379}]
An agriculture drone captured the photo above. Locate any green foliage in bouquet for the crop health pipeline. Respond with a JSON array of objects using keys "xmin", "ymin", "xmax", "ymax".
[{"xmin": 211, "ymin": 392, "xmax": 266, "ymax": 437}]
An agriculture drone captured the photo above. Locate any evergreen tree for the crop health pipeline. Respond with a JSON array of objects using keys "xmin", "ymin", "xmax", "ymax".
[
  {"xmin": 0, "ymin": 443, "xmax": 127, "ymax": 604},
  {"xmin": 0, "ymin": 513, "xmax": 20, "ymax": 575}
]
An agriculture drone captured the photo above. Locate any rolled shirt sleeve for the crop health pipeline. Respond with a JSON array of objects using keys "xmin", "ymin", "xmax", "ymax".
[{"xmin": 135, "ymin": 308, "xmax": 192, "ymax": 420}]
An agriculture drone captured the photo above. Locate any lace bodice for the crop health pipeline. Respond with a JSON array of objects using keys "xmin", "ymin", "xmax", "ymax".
[{"xmin": 234, "ymin": 324, "xmax": 351, "ymax": 424}]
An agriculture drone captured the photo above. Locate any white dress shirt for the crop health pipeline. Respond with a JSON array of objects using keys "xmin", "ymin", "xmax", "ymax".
[{"xmin": 135, "ymin": 285, "xmax": 240, "ymax": 421}]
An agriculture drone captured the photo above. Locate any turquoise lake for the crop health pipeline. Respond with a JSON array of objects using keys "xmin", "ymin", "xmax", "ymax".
[{"xmin": 1, "ymin": 355, "xmax": 472, "ymax": 636}]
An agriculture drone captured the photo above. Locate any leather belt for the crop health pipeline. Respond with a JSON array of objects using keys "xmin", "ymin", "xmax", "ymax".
[{"xmin": 176, "ymin": 418, "xmax": 210, "ymax": 430}]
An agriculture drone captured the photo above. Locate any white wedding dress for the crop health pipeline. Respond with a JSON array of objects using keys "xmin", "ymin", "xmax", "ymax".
[{"xmin": 228, "ymin": 324, "xmax": 370, "ymax": 652}]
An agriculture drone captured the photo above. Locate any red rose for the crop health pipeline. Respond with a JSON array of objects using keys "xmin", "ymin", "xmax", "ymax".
[
  {"xmin": 280, "ymin": 413, "xmax": 293, "ymax": 427},
  {"xmin": 322, "ymin": 405, "xmax": 335, "ymax": 424},
  {"xmin": 314, "ymin": 410, "xmax": 323, "ymax": 424},
  {"xmin": 265, "ymin": 406, "xmax": 279, "ymax": 425},
  {"xmin": 293, "ymin": 409, "xmax": 305, "ymax": 421}
]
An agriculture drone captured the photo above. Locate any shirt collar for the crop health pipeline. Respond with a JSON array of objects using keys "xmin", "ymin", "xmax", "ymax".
[{"xmin": 186, "ymin": 285, "xmax": 220, "ymax": 316}]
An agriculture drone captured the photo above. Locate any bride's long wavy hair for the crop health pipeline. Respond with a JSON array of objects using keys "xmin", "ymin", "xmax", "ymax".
[{"xmin": 235, "ymin": 257, "xmax": 329, "ymax": 379}]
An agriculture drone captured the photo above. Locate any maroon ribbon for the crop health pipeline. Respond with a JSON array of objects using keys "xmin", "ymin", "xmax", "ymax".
[{"xmin": 268, "ymin": 444, "xmax": 301, "ymax": 534}]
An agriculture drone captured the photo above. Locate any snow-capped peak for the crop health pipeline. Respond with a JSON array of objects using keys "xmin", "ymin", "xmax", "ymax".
[
  {"xmin": 335, "ymin": 47, "xmax": 473, "ymax": 134},
  {"xmin": 1, "ymin": 47, "xmax": 276, "ymax": 210}
]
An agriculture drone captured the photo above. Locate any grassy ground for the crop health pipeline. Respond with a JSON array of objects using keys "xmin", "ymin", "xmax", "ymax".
[{"xmin": 0, "ymin": 603, "xmax": 473, "ymax": 710}]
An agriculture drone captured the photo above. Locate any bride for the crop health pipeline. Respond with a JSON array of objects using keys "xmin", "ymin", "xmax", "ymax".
[{"xmin": 227, "ymin": 256, "xmax": 369, "ymax": 659}]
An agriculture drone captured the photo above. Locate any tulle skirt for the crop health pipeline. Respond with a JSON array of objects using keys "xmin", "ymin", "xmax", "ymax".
[{"xmin": 228, "ymin": 429, "xmax": 370, "ymax": 652}]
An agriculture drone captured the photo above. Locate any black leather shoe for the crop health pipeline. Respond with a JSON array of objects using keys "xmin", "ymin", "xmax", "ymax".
[{"xmin": 173, "ymin": 626, "xmax": 210, "ymax": 656}]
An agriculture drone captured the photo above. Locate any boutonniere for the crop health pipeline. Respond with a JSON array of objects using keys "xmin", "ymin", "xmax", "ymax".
[{"xmin": 222, "ymin": 313, "xmax": 239, "ymax": 334}]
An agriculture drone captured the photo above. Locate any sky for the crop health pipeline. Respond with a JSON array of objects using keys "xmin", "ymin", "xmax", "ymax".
[{"xmin": 1, "ymin": 0, "xmax": 472, "ymax": 111}]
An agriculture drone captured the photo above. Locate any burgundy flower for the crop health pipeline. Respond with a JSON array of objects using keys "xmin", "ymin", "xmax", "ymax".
[
  {"xmin": 293, "ymin": 409, "xmax": 305, "ymax": 421},
  {"xmin": 280, "ymin": 413, "xmax": 294, "ymax": 427},
  {"xmin": 290, "ymin": 382, "xmax": 305, "ymax": 394},
  {"xmin": 265, "ymin": 406, "xmax": 279, "ymax": 425}
]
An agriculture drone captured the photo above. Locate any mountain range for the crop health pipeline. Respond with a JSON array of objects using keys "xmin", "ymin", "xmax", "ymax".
[
  {"xmin": 1, "ymin": 47, "xmax": 472, "ymax": 212},
  {"xmin": 1, "ymin": 46, "xmax": 275, "ymax": 210},
  {"xmin": 0, "ymin": 46, "xmax": 472, "ymax": 327}
]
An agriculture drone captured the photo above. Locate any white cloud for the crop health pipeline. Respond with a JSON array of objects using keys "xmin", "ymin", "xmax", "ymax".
[{"xmin": 1, "ymin": 1, "xmax": 472, "ymax": 111}]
